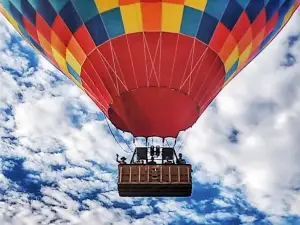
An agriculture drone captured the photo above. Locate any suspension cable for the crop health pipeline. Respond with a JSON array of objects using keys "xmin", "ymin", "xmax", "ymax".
[
  {"xmin": 172, "ymin": 139, "xmax": 177, "ymax": 148},
  {"xmin": 176, "ymin": 140, "xmax": 184, "ymax": 153},
  {"xmin": 166, "ymin": 139, "xmax": 171, "ymax": 147},
  {"xmin": 104, "ymin": 117, "xmax": 132, "ymax": 153},
  {"xmin": 133, "ymin": 137, "xmax": 137, "ymax": 148},
  {"xmin": 121, "ymin": 132, "xmax": 134, "ymax": 153},
  {"xmin": 175, "ymin": 130, "xmax": 191, "ymax": 153}
]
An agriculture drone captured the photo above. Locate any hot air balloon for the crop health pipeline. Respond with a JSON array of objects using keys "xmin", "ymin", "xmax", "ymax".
[{"xmin": 0, "ymin": 0, "xmax": 299, "ymax": 197}]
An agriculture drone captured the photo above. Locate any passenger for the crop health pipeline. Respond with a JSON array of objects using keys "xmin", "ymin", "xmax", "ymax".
[
  {"xmin": 116, "ymin": 154, "xmax": 127, "ymax": 164},
  {"xmin": 165, "ymin": 160, "xmax": 173, "ymax": 164},
  {"xmin": 136, "ymin": 159, "xmax": 144, "ymax": 164},
  {"xmin": 176, "ymin": 153, "xmax": 186, "ymax": 164},
  {"xmin": 164, "ymin": 157, "xmax": 173, "ymax": 164},
  {"xmin": 148, "ymin": 156, "xmax": 157, "ymax": 165}
]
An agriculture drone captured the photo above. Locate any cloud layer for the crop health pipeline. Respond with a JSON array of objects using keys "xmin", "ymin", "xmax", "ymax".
[
  {"xmin": 0, "ymin": 9, "xmax": 300, "ymax": 225},
  {"xmin": 185, "ymin": 10, "xmax": 300, "ymax": 223}
]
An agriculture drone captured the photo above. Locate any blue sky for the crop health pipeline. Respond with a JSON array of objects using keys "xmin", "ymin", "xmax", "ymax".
[{"xmin": 0, "ymin": 10, "xmax": 300, "ymax": 225}]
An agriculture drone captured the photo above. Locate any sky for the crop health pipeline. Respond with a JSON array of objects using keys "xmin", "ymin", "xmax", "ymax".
[{"xmin": 0, "ymin": 8, "xmax": 300, "ymax": 225}]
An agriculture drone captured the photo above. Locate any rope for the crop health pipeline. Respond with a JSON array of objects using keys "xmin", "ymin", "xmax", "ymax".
[
  {"xmin": 175, "ymin": 131, "xmax": 190, "ymax": 153},
  {"xmin": 104, "ymin": 115, "xmax": 191, "ymax": 155},
  {"xmin": 172, "ymin": 138, "xmax": 177, "ymax": 148},
  {"xmin": 104, "ymin": 117, "xmax": 132, "ymax": 154},
  {"xmin": 177, "ymin": 141, "xmax": 184, "ymax": 153},
  {"xmin": 166, "ymin": 139, "xmax": 171, "ymax": 147},
  {"xmin": 122, "ymin": 133, "xmax": 134, "ymax": 153},
  {"xmin": 133, "ymin": 138, "xmax": 137, "ymax": 148}
]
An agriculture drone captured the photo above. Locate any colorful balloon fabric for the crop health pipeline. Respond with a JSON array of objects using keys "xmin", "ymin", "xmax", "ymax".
[{"xmin": 0, "ymin": 0, "xmax": 299, "ymax": 137}]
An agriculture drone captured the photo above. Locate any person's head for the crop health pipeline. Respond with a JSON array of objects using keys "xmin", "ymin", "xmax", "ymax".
[
  {"xmin": 121, "ymin": 157, "xmax": 126, "ymax": 161},
  {"xmin": 151, "ymin": 156, "xmax": 154, "ymax": 161},
  {"xmin": 179, "ymin": 153, "xmax": 182, "ymax": 159}
]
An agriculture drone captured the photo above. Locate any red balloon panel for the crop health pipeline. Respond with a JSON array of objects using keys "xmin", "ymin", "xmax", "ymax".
[{"xmin": 81, "ymin": 33, "xmax": 225, "ymax": 137}]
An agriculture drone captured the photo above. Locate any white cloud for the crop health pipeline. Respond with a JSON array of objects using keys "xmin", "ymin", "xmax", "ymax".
[
  {"xmin": 0, "ymin": 49, "xmax": 29, "ymax": 73},
  {"xmin": 184, "ymin": 9, "xmax": 300, "ymax": 219},
  {"xmin": 131, "ymin": 204, "xmax": 153, "ymax": 214},
  {"xmin": 205, "ymin": 212, "xmax": 234, "ymax": 220},
  {"xmin": 213, "ymin": 199, "xmax": 230, "ymax": 208},
  {"xmin": 0, "ymin": 70, "xmax": 20, "ymax": 107},
  {"xmin": 239, "ymin": 215, "xmax": 257, "ymax": 223},
  {"xmin": 0, "ymin": 5, "xmax": 300, "ymax": 225},
  {"xmin": 156, "ymin": 200, "xmax": 205, "ymax": 224},
  {"xmin": 0, "ymin": 15, "xmax": 206, "ymax": 225}
]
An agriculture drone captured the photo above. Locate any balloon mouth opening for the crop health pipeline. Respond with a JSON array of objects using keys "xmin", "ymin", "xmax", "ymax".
[{"xmin": 108, "ymin": 87, "xmax": 200, "ymax": 138}]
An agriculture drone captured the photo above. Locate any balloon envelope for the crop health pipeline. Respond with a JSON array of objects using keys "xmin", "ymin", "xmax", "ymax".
[{"xmin": 1, "ymin": 0, "xmax": 299, "ymax": 137}]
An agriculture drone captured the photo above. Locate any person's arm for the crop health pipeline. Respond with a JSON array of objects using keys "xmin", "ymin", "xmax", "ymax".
[{"xmin": 116, "ymin": 154, "xmax": 120, "ymax": 163}]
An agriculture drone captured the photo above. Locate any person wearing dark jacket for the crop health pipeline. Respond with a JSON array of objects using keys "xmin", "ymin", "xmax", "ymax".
[
  {"xmin": 116, "ymin": 154, "xmax": 127, "ymax": 164},
  {"xmin": 148, "ymin": 156, "xmax": 156, "ymax": 164},
  {"xmin": 176, "ymin": 153, "xmax": 186, "ymax": 164}
]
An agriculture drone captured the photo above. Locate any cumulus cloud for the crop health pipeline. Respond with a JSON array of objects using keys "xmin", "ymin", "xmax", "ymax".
[
  {"xmin": 0, "ymin": 13, "xmax": 207, "ymax": 225},
  {"xmin": 185, "ymin": 10, "xmax": 300, "ymax": 220},
  {"xmin": 239, "ymin": 215, "xmax": 257, "ymax": 223},
  {"xmin": 0, "ymin": 7, "xmax": 300, "ymax": 225}
]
